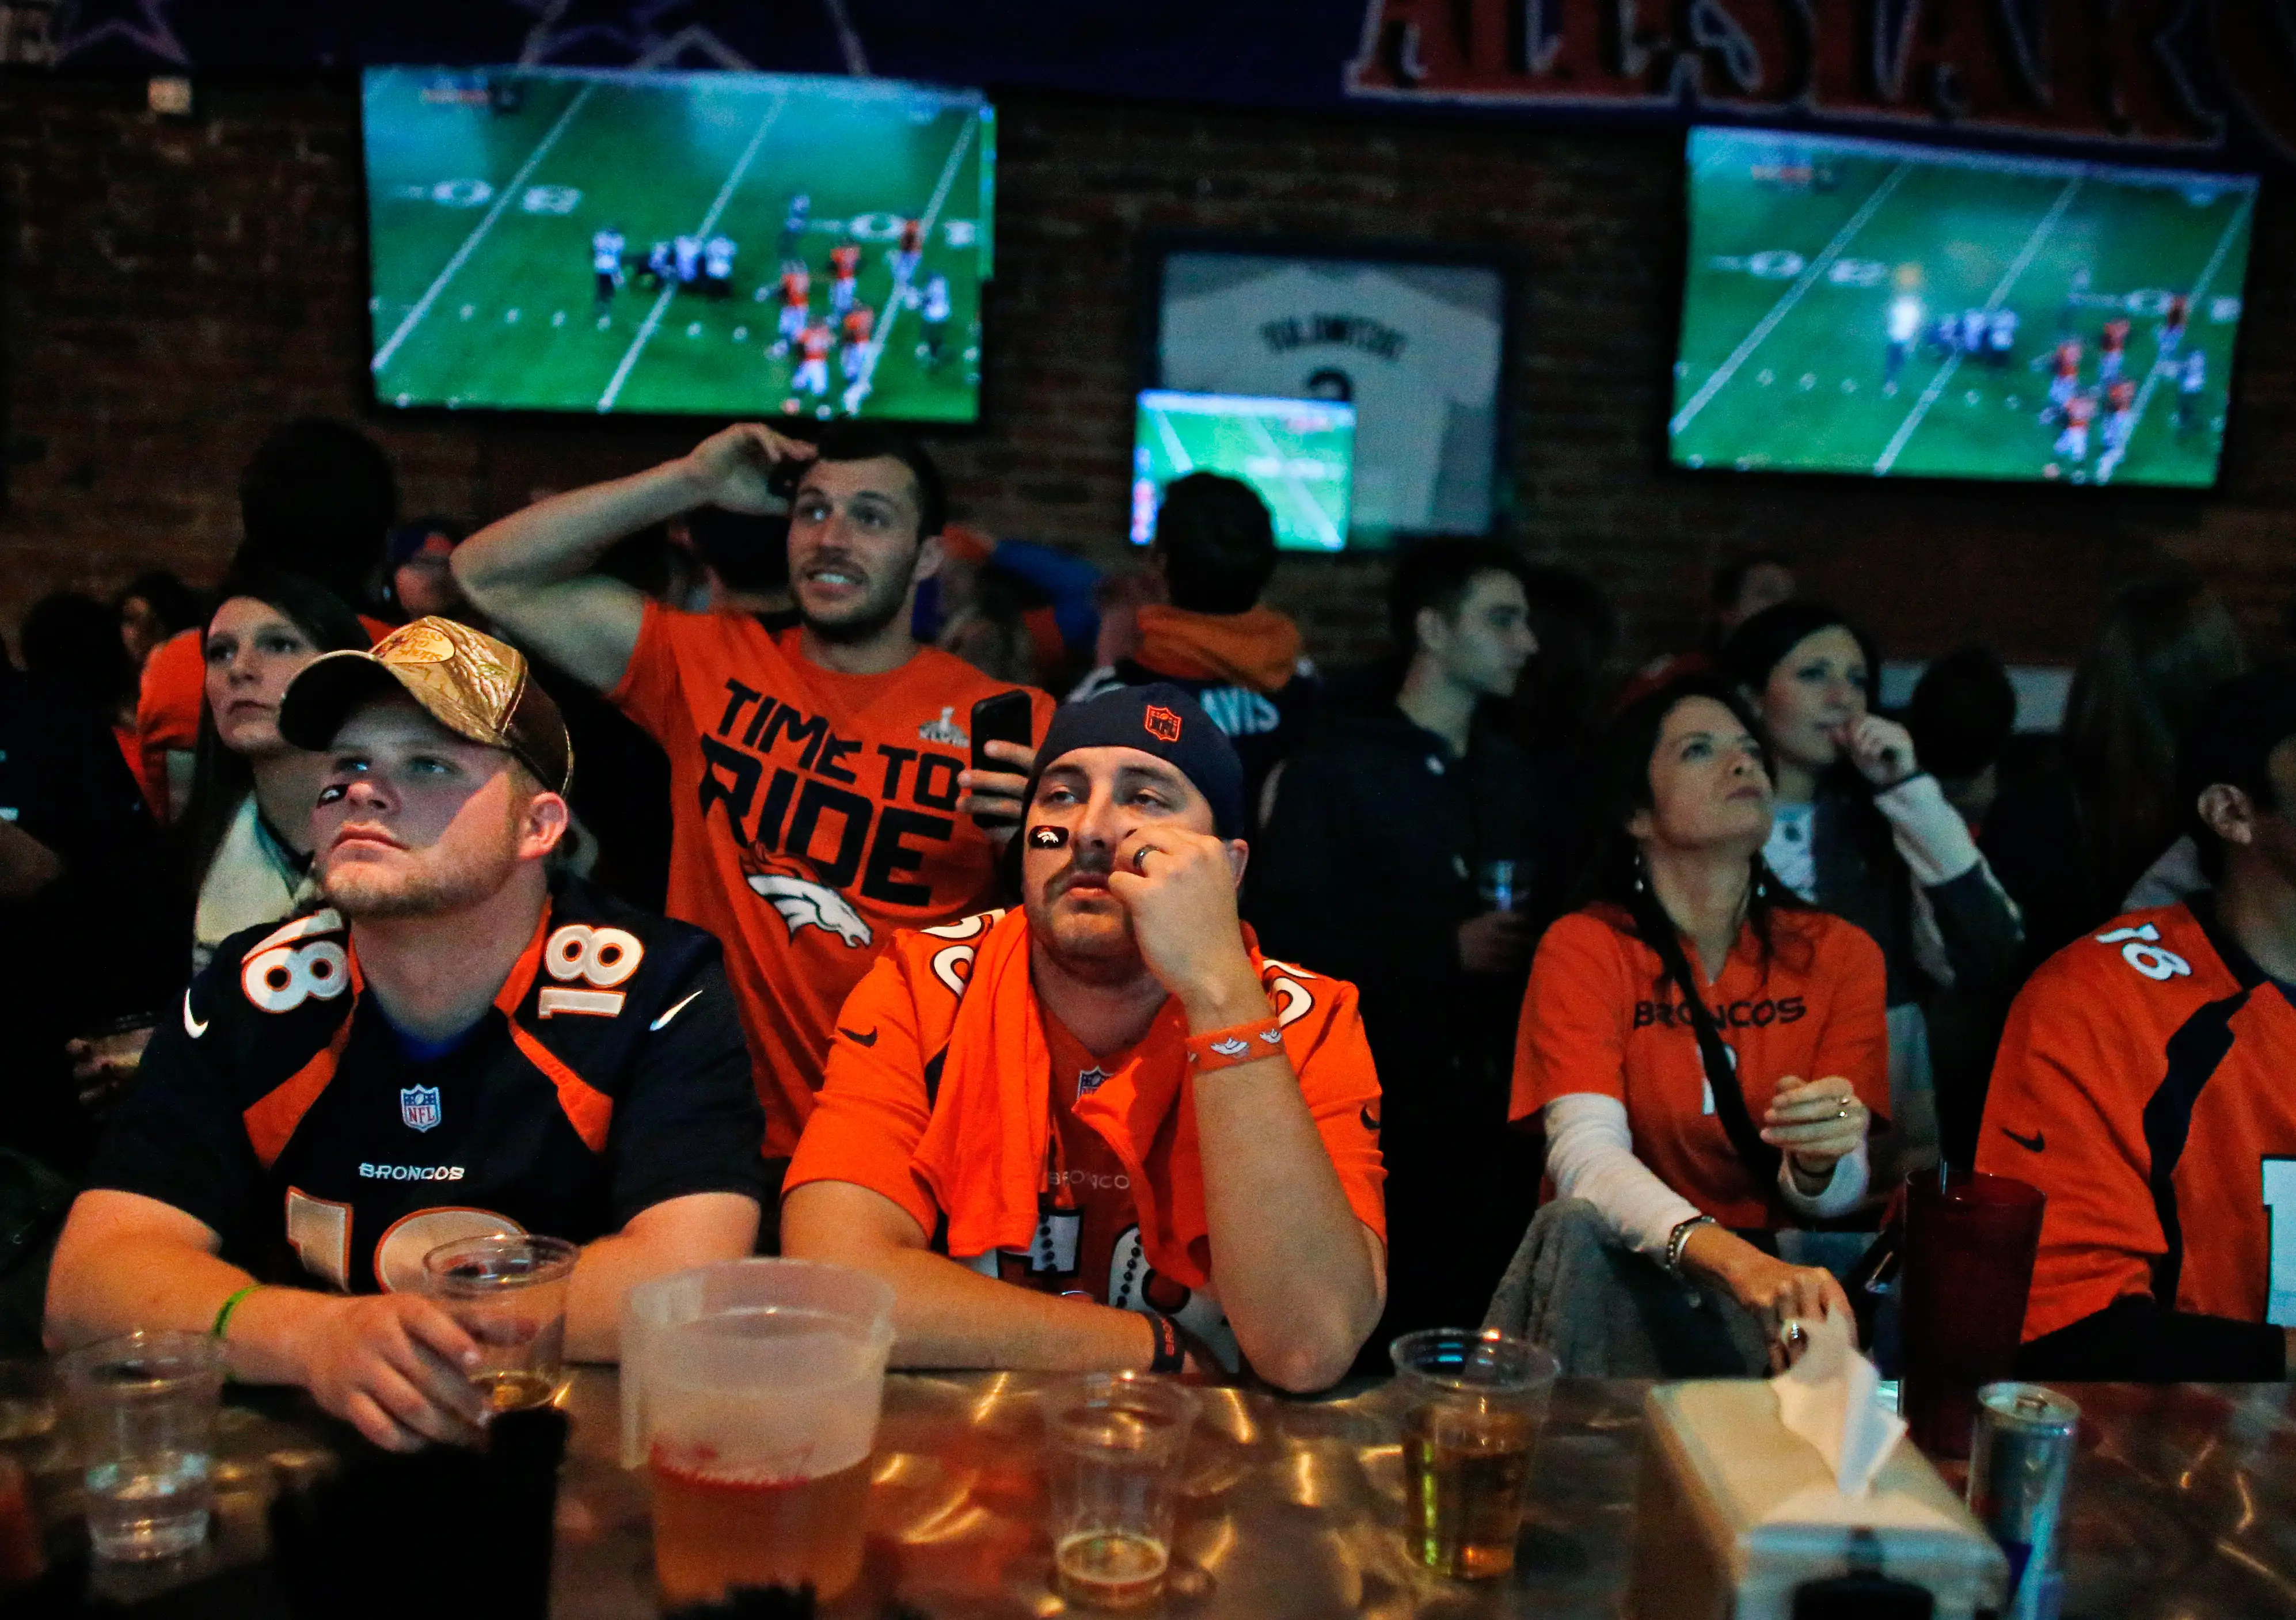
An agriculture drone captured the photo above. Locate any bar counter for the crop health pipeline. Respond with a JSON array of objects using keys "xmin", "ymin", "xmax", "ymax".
[{"xmin": 15, "ymin": 1367, "xmax": 2296, "ymax": 1616}]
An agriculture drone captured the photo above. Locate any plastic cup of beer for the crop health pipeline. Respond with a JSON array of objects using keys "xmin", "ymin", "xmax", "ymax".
[
  {"xmin": 421, "ymin": 1233, "xmax": 579, "ymax": 1414},
  {"xmin": 1391, "ymin": 1327, "xmax": 1558, "ymax": 1580},
  {"xmin": 641, "ymin": 1258, "xmax": 896, "ymax": 1606},
  {"xmin": 1044, "ymin": 1371, "xmax": 1199, "ymax": 1611},
  {"xmin": 59, "ymin": 1329, "xmax": 225, "ymax": 1562}
]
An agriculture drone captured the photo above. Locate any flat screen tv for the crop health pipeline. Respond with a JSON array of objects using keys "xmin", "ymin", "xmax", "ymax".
[
  {"xmin": 362, "ymin": 67, "xmax": 993, "ymax": 422},
  {"xmin": 1670, "ymin": 127, "xmax": 2256, "ymax": 486},
  {"xmin": 1131, "ymin": 391, "xmax": 1357, "ymax": 553}
]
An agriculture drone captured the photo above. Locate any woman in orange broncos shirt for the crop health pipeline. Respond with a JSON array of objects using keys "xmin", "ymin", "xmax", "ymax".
[{"xmin": 1514, "ymin": 676, "xmax": 1890, "ymax": 1341}]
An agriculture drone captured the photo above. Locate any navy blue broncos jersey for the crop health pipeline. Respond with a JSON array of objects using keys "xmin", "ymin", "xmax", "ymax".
[{"xmin": 90, "ymin": 876, "xmax": 766, "ymax": 1294}]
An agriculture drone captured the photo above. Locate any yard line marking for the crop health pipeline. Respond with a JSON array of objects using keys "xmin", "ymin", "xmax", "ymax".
[
  {"xmin": 372, "ymin": 83, "xmax": 596, "ymax": 374},
  {"xmin": 1149, "ymin": 409, "xmax": 1195, "ymax": 476},
  {"xmin": 1668, "ymin": 161, "xmax": 1910, "ymax": 436},
  {"xmin": 846, "ymin": 114, "xmax": 978, "ymax": 410},
  {"xmin": 2114, "ymin": 190, "xmax": 2253, "ymax": 470},
  {"xmin": 1239, "ymin": 412, "xmax": 1343, "ymax": 550},
  {"xmin": 598, "ymin": 89, "xmax": 788, "ymax": 412},
  {"xmin": 1873, "ymin": 176, "xmax": 2082, "ymax": 475}
]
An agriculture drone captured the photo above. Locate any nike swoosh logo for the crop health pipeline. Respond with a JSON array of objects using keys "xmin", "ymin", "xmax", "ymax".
[
  {"xmin": 1360, "ymin": 1105, "xmax": 1381, "ymax": 1134},
  {"xmin": 649, "ymin": 990, "xmax": 704, "ymax": 1031},
  {"xmin": 2001, "ymin": 1125, "xmax": 2045, "ymax": 1153},
  {"xmin": 840, "ymin": 1026, "xmax": 879, "ymax": 1048},
  {"xmin": 183, "ymin": 990, "xmax": 208, "ymax": 1040}
]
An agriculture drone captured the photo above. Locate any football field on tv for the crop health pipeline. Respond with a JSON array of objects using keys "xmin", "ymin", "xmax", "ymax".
[
  {"xmin": 1670, "ymin": 129, "xmax": 2255, "ymax": 486},
  {"xmin": 1134, "ymin": 393, "xmax": 1356, "ymax": 552},
  {"xmin": 364, "ymin": 68, "xmax": 989, "ymax": 421}
]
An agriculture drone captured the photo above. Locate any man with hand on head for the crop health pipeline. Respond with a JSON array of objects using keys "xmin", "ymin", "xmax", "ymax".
[
  {"xmin": 1980, "ymin": 663, "xmax": 2296, "ymax": 1381},
  {"xmin": 45, "ymin": 619, "xmax": 767, "ymax": 1450},
  {"xmin": 782, "ymin": 686, "xmax": 1385, "ymax": 1393},
  {"xmin": 453, "ymin": 424, "xmax": 1052, "ymax": 1207}
]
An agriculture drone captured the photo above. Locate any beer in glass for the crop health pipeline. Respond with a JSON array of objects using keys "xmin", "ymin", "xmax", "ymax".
[
  {"xmin": 1044, "ymin": 1371, "xmax": 1198, "ymax": 1611},
  {"xmin": 638, "ymin": 1260, "xmax": 896, "ymax": 1604},
  {"xmin": 421, "ymin": 1233, "xmax": 577, "ymax": 1413},
  {"xmin": 1391, "ymin": 1328, "xmax": 1557, "ymax": 1579}
]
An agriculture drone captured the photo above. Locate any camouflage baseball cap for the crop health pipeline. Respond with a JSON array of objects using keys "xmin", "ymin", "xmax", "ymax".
[{"xmin": 279, "ymin": 616, "xmax": 573, "ymax": 794}]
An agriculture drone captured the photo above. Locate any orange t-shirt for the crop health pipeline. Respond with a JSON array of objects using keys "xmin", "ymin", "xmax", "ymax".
[
  {"xmin": 1977, "ymin": 903, "xmax": 2296, "ymax": 1343},
  {"xmin": 136, "ymin": 615, "xmax": 391, "ymax": 821},
  {"xmin": 786, "ymin": 911, "xmax": 1385, "ymax": 1295},
  {"xmin": 609, "ymin": 603, "xmax": 1052, "ymax": 1155},
  {"xmin": 1512, "ymin": 903, "xmax": 1890, "ymax": 1228}
]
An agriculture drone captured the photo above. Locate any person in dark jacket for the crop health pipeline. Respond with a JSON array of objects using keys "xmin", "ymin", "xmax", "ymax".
[
  {"xmin": 1248, "ymin": 539, "xmax": 1544, "ymax": 1344},
  {"xmin": 1721, "ymin": 604, "xmax": 2025, "ymax": 1188},
  {"xmin": 1069, "ymin": 473, "xmax": 1316, "ymax": 829}
]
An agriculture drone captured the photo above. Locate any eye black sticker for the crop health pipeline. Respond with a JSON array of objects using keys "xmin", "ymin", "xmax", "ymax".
[{"xmin": 1027, "ymin": 824, "xmax": 1069, "ymax": 849}]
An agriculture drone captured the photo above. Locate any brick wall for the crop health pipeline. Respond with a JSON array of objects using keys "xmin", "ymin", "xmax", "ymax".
[{"xmin": 2, "ymin": 75, "xmax": 2290, "ymax": 674}]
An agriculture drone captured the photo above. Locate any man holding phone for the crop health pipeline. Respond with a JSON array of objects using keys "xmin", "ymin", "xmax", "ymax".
[{"xmin": 454, "ymin": 423, "xmax": 1053, "ymax": 1204}]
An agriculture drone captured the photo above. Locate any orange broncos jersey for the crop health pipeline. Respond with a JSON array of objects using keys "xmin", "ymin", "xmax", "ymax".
[
  {"xmin": 785, "ymin": 912, "xmax": 1386, "ymax": 1278},
  {"xmin": 1513, "ymin": 904, "xmax": 1890, "ymax": 1228},
  {"xmin": 610, "ymin": 603, "xmax": 1051, "ymax": 1155},
  {"xmin": 1979, "ymin": 901, "xmax": 2296, "ymax": 1341}
]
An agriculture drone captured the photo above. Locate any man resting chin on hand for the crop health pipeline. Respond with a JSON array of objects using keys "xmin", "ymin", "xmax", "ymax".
[{"xmin": 781, "ymin": 685, "xmax": 1387, "ymax": 1394}]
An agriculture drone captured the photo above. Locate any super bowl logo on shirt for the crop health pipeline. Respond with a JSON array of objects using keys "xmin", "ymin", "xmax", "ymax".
[{"xmin": 400, "ymin": 1086, "xmax": 442, "ymax": 1132}]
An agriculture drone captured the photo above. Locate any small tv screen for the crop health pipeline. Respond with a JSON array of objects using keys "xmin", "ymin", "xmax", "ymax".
[
  {"xmin": 1670, "ymin": 127, "xmax": 2256, "ymax": 486},
  {"xmin": 362, "ymin": 67, "xmax": 993, "ymax": 422},
  {"xmin": 1131, "ymin": 391, "xmax": 1357, "ymax": 553}
]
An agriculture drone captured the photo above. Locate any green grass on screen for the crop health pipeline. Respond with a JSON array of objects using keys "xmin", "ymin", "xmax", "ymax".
[{"xmin": 1671, "ymin": 128, "xmax": 2254, "ymax": 486}]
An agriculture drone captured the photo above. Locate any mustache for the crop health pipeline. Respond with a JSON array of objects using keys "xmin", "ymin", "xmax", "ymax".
[{"xmin": 1048, "ymin": 844, "xmax": 1116, "ymax": 895}]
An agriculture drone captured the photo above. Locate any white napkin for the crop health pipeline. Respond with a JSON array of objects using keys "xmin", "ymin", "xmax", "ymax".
[{"xmin": 1770, "ymin": 1309, "xmax": 1906, "ymax": 1500}]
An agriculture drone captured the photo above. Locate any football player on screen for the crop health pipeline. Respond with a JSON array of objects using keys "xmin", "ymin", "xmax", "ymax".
[
  {"xmin": 790, "ymin": 318, "xmax": 833, "ymax": 402},
  {"xmin": 591, "ymin": 225, "xmax": 625, "ymax": 306},
  {"xmin": 917, "ymin": 274, "xmax": 953, "ymax": 368},
  {"xmin": 771, "ymin": 263, "xmax": 810, "ymax": 358},
  {"xmin": 828, "ymin": 242, "xmax": 861, "ymax": 318},
  {"xmin": 1883, "ymin": 265, "xmax": 1924, "ymax": 396}
]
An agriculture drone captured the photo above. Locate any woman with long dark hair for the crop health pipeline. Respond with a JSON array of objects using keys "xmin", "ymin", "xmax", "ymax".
[
  {"xmin": 1720, "ymin": 602, "xmax": 2023, "ymax": 1181},
  {"xmin": 1511, "ymin": 678, "xmax": 1889, "ymax": 1336},
  {"xmin": 180, "ymin": 572, "xmax": 369, "ymax": 970}
]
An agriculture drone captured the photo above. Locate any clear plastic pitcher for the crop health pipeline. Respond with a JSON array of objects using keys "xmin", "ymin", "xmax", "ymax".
[{"xmin": 622, "ymin": 1258, "xmax": 896, "ymax": 1605}]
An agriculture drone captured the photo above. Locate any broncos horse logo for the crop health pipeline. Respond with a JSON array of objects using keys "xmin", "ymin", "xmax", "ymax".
[{"xmin": 747, "ymin": 873, "xmax": 873, "ymax": 947}]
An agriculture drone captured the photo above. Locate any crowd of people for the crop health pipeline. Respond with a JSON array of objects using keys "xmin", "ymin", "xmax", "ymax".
[{"xmin": 5, "ymin": 410, "xmax": 2292, "ymax": 1446}]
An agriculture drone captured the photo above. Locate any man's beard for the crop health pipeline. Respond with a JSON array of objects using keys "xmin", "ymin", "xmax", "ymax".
[
  {"xmin": 1024, "ymin": 862, "xmax": 1147, "ymax": 988},
  {"xmin": 322, "ymin": 842, "xmax": 518, "ymax": 921},
  {"xmin": 797, "ymin": 561, "xmax": 913, "ymax": 646}
]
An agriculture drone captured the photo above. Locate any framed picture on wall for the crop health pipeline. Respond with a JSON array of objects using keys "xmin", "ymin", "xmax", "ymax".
[{"xmin": 1145, "ymin": 240, "xmax": 1509, "ymax": 550}]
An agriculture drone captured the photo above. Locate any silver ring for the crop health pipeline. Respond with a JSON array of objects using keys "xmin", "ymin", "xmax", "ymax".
[
  {"xmin": 1836, "ymin": 1102, "xmax": 1853, "ymax": 1120},
  {"xmin": 1780, "ymin": 1321, "xmax": 1808, "ymax": 1352},
  {"xmin": 1132, "ymin": 846, "xmax": 1154, "ymax": 873}
]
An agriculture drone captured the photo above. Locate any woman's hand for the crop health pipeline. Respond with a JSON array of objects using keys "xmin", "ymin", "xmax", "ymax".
[
  {"xmin": 1762, "ymin": 1074, "xmax": 1867, "ymax": 1189},
  {"xmin": 1835, "ymin": 714, "xmax": 1919, "ymax": 789},
  {"xmin": 1679, "ymin": 1225, "xmax": 1855, "ymax": 1371}
]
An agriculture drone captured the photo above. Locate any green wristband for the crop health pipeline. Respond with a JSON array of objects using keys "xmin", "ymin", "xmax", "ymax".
[{"xmin": 211, "ymin": 1283, "xmax": 265, "ymax": 1341}]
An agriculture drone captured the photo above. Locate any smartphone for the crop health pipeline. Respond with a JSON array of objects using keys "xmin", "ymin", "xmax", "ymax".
[{"xmin": 969, "ymin": 690, "xmax": 1036, "ymax": 828}]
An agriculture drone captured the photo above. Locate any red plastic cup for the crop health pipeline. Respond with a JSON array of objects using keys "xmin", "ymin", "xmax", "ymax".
[{"xmin": 1900, "ymin": 1170, "xmax": 2046, "ymax": 1459}]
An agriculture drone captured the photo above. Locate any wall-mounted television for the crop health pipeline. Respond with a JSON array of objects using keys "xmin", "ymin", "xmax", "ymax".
[
  {"xmin": 362, "ymin": 67, "xmax": 993, "ymax": 422},
  {"xmin": 1670, "ymin": 127, "xmax": 2256, "ymax": 486},
  {"xmin": 1131, "ymin": 391, "xmax": 1356, "ymax": 553}
]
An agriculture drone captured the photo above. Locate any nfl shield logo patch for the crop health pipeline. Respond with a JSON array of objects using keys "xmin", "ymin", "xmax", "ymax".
[
  {"xmin": 400, "ymin": 1085, "xmax": 442, "ymax": 1133},
  {"xmin": 1076, "ymin": 1067, "xmax": 1109, "ymax": 1101}
]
